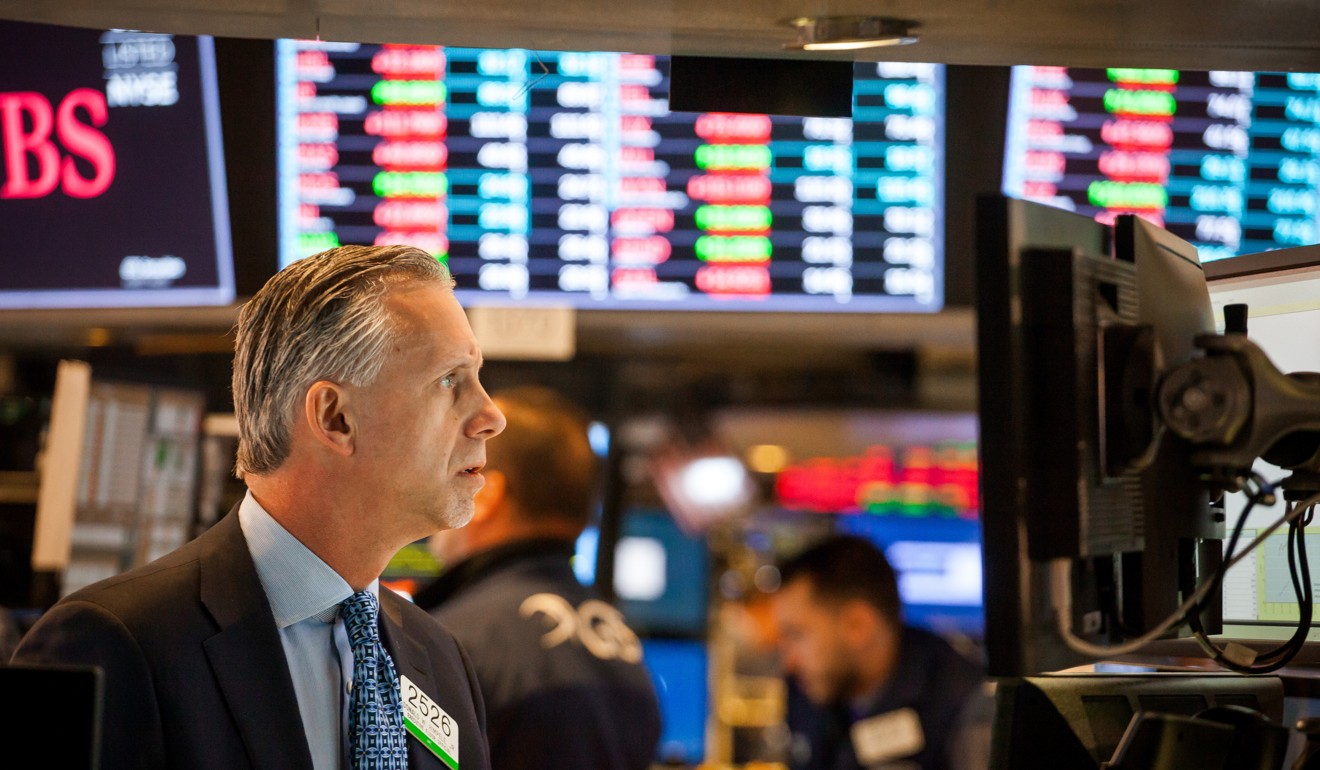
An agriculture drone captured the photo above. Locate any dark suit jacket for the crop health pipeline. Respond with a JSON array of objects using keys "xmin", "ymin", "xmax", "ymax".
[
  {"xmin": 11, "ymin": 510, "xmax": 491, "ymax": 770},
  {"xmin": 415, "ymin": 539, "xmax": 661, "ymax": 770},
  {"xmin": 787, "ymin": 626, "xmax": 985, "ymax": 770}
]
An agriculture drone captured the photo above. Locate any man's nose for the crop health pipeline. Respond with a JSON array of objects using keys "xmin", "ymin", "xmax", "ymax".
[{"xmin": 469, "ymin": 391, "xmax": 507, "ymax": 438}]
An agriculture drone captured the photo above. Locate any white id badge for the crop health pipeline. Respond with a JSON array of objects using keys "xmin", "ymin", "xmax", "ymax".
[
  {"xmin": 850, "ymin": 706, "xmax": 926, "ymax": 766},
  {"xmin": 400, "ymin": 674, "xmax": 460, "ymax": 770}
]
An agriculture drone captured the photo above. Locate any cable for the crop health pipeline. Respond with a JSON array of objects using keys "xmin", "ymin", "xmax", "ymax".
[
  {"xmin": 1240, "ymin": 503, "xmax": 1313, "ymax": 669},
  {"xmin": 1188, "ymin": 492, "xmax": 1312, "ymax": 673},
  {"xmin": 1186, "ymin": 475, "xmax": 1269, "ymax": 622},
  {"xmin": 1052, "ymin": 480, "xmax": 1269, "ymax": 659},
  {"xmin": 1183, "ymin": 477, "xmax": 1277, "ymax": 663},
  {"xmin": 1097, "ymin": 470, "xmax": 1245, "ymax": 645},
  {"xmin": 1053, "ymin": 487, "xmax": 1320, "ymax": 661}
]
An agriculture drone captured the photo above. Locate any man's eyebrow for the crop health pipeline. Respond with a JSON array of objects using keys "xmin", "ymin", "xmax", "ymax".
[{"xmin": 438, "ymin": 347, "xmax": 482, "ymax": 371}]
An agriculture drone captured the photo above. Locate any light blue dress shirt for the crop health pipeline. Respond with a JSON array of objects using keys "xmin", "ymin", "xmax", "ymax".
[{"xmin": 238, "ymin": 492, "xmax": 380, "ymax": 770}]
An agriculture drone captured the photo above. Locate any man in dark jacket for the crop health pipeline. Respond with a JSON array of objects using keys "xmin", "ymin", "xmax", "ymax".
[
  {"xmin": 12, "ymin": 245, "xmax": 505, "ymax": 770},
  {"xmin": 414, "ymin": 386, "xmax": 662, "ymax": 770},
  {"xmin": 774, "ymin": 535, "xmax": 989, "ymax": 770}
]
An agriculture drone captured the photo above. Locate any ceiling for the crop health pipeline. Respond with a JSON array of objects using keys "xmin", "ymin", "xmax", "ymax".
[{"xmin": 4, "ymin": 0, "xmax": 1320, "ymax": 72}]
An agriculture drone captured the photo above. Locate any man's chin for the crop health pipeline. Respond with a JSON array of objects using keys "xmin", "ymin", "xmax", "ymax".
[
  {"xmin": 416, "ymin": 499, "xmax": 474, "ymax": 534},
  {"xmin": 798, "ymin": 681, "xmax": 833, "ymax": 706},
  {"xmin": 443, "ymin": 505, "xmax": 475, "ymax": 530}
]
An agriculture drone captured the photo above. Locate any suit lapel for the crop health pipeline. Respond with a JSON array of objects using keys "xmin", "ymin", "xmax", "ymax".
[
  {"xmin": 199, "ymin": 511, "xmax": 316, "ymax": 770},
  {"xmin": 380, "ymin": 591, "xmax": 446, "ymax": 770},
  {"xmin": 380, "ymin": 589, "xmax": 431, "ymax": 679}
]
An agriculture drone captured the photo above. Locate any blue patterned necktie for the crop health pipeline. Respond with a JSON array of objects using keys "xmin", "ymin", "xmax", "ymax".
[{"xmin": 342, "ymin": 590, "xmax": 409, "ymax": 770}]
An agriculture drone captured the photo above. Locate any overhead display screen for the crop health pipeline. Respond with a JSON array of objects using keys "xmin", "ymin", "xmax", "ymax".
[
  {"xmin": 1004, "ymin": 65, "xmax": 1320, "ymax": 262},
  {"xmin": 276, "ymin": 42, "xmax": 945, "ymax": 312},
  {"xmin": 0, "ymin": 21, "xmax": 234, "ymax": 308}
]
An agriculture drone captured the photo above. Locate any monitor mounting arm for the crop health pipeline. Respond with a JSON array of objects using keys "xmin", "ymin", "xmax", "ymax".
[{"xmin": 1158, "ymin": 327, "xmax": 1320, "ymax": 496}]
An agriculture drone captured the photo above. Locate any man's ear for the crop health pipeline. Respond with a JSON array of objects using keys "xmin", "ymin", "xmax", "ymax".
[
  {"xmin": 305, "ymin": 381, "xmax": 354, "ymax": 456},
  {"xmin": 471, "ymin": 469, "xmax": 507, "ymax": 522}
]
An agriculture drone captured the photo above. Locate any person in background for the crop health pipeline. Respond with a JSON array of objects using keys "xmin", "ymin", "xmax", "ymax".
[
  {"xmin": 773, "ymin": 534, "xmax": 989, "ymax": 770},
  {"xmin": 13, "ymin": 245, "xmax": 505, "ymax": 770},
  {"xmin": 415, "ymin": 385, "xmax": 662, "ymax": 770}
]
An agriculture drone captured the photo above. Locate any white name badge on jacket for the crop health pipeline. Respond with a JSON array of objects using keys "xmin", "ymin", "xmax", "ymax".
[
  {"xmin": 400, "ymin": 675, "xmax": 460, "ymax": 769},
  {"xmin": 851, "ymin": 707, "xmax": 926, "ymax": 766}
]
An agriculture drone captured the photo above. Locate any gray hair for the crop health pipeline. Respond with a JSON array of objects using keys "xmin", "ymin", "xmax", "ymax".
[{"xmin": 232, "ymin": 244, "xmax": 455, "ymax": 477}]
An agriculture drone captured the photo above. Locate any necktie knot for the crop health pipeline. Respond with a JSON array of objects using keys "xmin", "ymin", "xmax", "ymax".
[{"xmin": 342, "ymin": 590, "xmax": 380, "ymax": 643}]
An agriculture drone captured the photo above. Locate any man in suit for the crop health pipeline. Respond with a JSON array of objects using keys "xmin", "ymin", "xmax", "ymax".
[
  {"xmin": 414, "ymin": 386, "xmax": 661, "ymax": 770},
  {"xmin": 13, "ymin": 245, "xmax": 507, "ymax": 770}
]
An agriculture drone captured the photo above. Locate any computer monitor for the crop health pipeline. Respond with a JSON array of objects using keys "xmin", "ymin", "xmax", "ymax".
[
  {"xmin": 0, "ymin": 664, "xmax": 103, "ymax": 768},
  {"xmin": 572, "ymin": 524, "xmax": 599, "ymax": 587},
  {"xmin": 1112, "ymin": 215, "xmax": 1218, "ymax": 638},
  {"xmin": 614, "ymin": 508, "xmax": 709, "ymax": 636},
  {"xmin": 989, "ymin": 674, "xmax": 1286, "ymax": 770},
  {"xmin": 1002, "ymin": 65, "xmax": 1320, "ymax": 263},
  {"xmin": 275, "ymin": 41, "xmax": 946, "ymax": 312},
  {"xmin": 978, "ymin": 194, "xmax": 1115, "ymax": 675},
  {"xmin": 0, "ymin": 20, "xmax": 234, "ymax": 309},
  {"xmin": 837, "ymin": 513, "xmax": 983, "ymax": 637},
  {"xmin": 1207, "ymin": 248, "xmax": 1320, "ymax": 637},
  {"xmin": 641, "ymin": 637, "xmax": 709, "ymax": 764},
  {"xmin": 977, "ymin": 195, "xmax": 1223, "ymax": 675},
  {"xmin": 571, "ymin": 419, "xmax": 612, "ymax": 587}
]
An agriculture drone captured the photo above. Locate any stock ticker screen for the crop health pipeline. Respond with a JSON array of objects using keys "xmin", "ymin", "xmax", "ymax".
[
  {"xmin": 276, "ymin": 42, "xmax": 945, "ymax": 312},
  {"xmin": 1004, "ymin": 65, "xmax": 1320, "ymax": 262},
  {"xmin": 0, "ymin": 21, "xmax": 234, "ymax": 309}
]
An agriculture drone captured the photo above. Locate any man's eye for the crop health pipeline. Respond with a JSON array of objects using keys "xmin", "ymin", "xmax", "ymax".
[{"xmin": 440, "ymin": 375, "xmax": 457, "ymax": 389}]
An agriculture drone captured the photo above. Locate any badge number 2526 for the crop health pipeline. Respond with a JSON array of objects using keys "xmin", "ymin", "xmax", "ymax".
[{"xmin": 400, "ymin": 675, "xmax": 460, "ymax": 770}]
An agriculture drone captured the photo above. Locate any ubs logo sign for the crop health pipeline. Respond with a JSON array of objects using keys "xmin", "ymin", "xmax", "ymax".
[
  {"xmin": 0, "ymin": 31, "xmax": 182, "ymax": 201},
  {"xmin": 519, "ymin": 593, "xmax": 644, "ymax": 663},
  {"xmin": 0, "ymin": 89, "xmax": 114, "ymax": 199}
]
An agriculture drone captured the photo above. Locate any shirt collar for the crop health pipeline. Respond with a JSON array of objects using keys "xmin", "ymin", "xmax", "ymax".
[
  {"xmin": 411, "ymin": 537, "xmax": 576, "ymax": 611},
  {"xmin": 847, "ymin": 625, "xmax": 945, "ymax": 723},
  {"xmin": 237, "ymin": 491, "xmax": 378, "ymax": 628}
]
